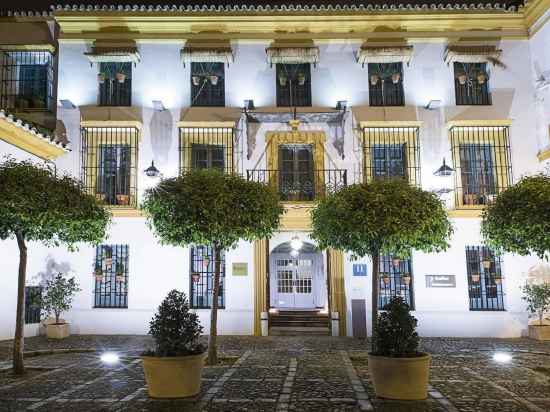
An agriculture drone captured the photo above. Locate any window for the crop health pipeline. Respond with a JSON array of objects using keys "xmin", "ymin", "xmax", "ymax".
[
  {"xmin": 362, "ymin": 127, "xmax": 420, "ymax": 186},
  {"xmin": 24, "ymin": 286, "xmax": 42, "ymax": 324},
  {"xmin": 190, "ymin": 245, "xmax": 225, "ymax": 309},
  {"xmin": 465, "ymin": 246, "xmax": 504, "ymax": 311},
  {"xmin": 278, "ymin": 144, "xmax": 315, "ymax": 201},
  {"xmin": 93, "ymin": 245, "xmax": 129, "ymax": 308},
  {"xmin": 276, "ymin": 63, "xmax": 312, "ymax": 107},
  {"xmin": 191, "ymin": 62, "xmax": 225, "ymax": 107},
  {"xmin": 378, "ymin": 255, "xmax": 414, "ymax": 310},
  {"xmin": 454, "ymin": 62, "xmax": 491, "ymax": 106},
  {"xmin": 99, "ymin": 62, "xmax": 132, "ymax": 106},
  {"xmin": 0, "ymin": 51, "xmax": 54, "ymax": 112},
  {"xmin": 178, "ymin": 127, "xmax": 235, "ymax": 174},
  {"xmin": 368, "ymin": 63, "xmax": 404, "ymax": 106},
  {"xmin": 450, "ymin": 126, "xmax": 512, "ymax": 208},
  {"xmin": 81, "ymin": 127, "xmax": 139, "ymax": 207}
]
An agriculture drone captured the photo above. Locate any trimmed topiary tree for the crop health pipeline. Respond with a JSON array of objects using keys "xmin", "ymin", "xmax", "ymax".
[
  {"xmin": 521, "ymin": 283, "xmax": 550, "ymax": 326},
  {"xmin": 41, "ymin": 273, "xmax": 81, "ymax": 325},
  {"xmin": 0, "ymin": 157, "xmax": 111, "ymax": 374},
  {"xmin": 481, "ymin": 174, "xmax": 550, "ymax": 260},
  {"xmin": 311, "ymin": 178, "xmax": 452, "ymax": 326},
  {"xmin": 142, "ymin": 169, "xmax": 283, "ymax": 364}
]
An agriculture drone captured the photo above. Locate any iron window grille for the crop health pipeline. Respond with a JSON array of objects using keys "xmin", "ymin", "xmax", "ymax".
[
  {"xmin": 450, "ymin": 126, "xmax": 512, "ymax": 208},
  {"xmin": 93, "ymin": 244, "xmax": 129, "ymax": 309},
  {"xmin": 378, "ymin": 255, "xmax": 414, "ymax": 310},
  {"xmin": 24, "ymin": 286, "xmax": 42, "ymax": 324},
  {"xmin": 81, "ymin": 127, "xmax": 139, "ymax": 207},
  {"xmin": 98, "ymin": 62, "xmax": 132, "ymax": 106},
  {"xmin": 191, "ymin": 62, "xmax": 225, "ymax": 107},
  {"xmin": 276, "ymin": 63, "xmax": 312, "ymax": 107},
  {"xmin": 190, "ymin": 245, "xmax": 225, "ymax": 309},
  {"xmin": 465, "ymin": 246, "xmax": 505, "ymax": 311},
  {"xmin": 362, "ymin": 127, "xmax": 420, "ymax": 186},
  {"xmin": 454, "ymin": 62, "xmax": 491, "ymax": 106},
  {"xmin": 0, "ymin": 51, "xmax": 54, "ymax": 112},
  {"xmin": 368, "ymin": 63, "xmax": 405, "ymax": 107},
  {"xmin": 179, "ymin": 127, "xmax": 235, "ymax": 174}
]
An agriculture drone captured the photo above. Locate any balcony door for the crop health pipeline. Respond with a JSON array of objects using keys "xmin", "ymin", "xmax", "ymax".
[{"xmin": 279, "ymin": 144, "xmax": 314, "ymax": 201}]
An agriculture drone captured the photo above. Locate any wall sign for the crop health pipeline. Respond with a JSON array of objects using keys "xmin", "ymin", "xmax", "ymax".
[
  {"xmin": 425, "ymin": 274, "xmax": 456, "ymax": 288},
  {"xmin": 232, "ymin": 262, "xmax": 248, "ymax": 276},
  {"xmin": 353, "ymin": 263, "xmax": 368, "ymax": 277}
]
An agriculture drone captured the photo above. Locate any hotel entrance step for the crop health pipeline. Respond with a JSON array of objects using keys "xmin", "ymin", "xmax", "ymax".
[{"xmin": 269, "ymin": 310, "xmax": 330, "ymax": 336}]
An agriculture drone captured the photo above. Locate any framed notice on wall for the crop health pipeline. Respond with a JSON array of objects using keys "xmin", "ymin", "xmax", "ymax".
[
  {"xmin": 425, "ymin": 274, "xmax": 456, "ymax": 288},
  {"xmin": 232, "ymin": 262, "xmax": 248, "ymax": 276}
]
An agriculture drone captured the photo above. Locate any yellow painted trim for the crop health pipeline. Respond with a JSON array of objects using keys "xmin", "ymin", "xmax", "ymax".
[
  {"xmin": 446, "ymin": 119, "xmax": 513, "ymax": 129},
  {"xmin": 0, "ymin": 44, "xmax": 56, "ymax": 53},
  {"xmin": 109, "ymin": 207, "xmax": 144, "ymax": 217},
  {"xmin": 524, "ymin": 0, "xmax": 550, "ymax": 32},
  {"xmin": 360, "ymin": 120, "xmax": 423, "ymax": 128},
  {"xmin": 0, "ymin": 117, "xmax": 66, "ymax": 160},
  {"xmin": 177, "ymin": 121, "xmax": 237, "ymax": 128},
  {"xmin": 80, "ymin": 120, "xmax": 143, "ymax": 131},
  {"xmin": 279, "ymin": 203, "xmax": 314, "ymax": 231},
  {"xmin": 448, "ymin": 209, "xmax": 484, "ymax": 218},
  {"xmin": 328, "ymin": 249, "xmax": 347, "ymax": 337},
  {"xmin": 253, "ymin": 238, "xmax": 268, "ymax": 337},
  {"xmin": 537, "ymin": 147, "xmax": 550, "ymax": 161}
]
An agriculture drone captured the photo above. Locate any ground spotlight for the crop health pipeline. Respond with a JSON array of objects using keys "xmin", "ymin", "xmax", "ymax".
[
  {"xmin": 492, "ymin": 352, "xmax": 512, "ymax": 363},
  {"xmin": 101, "ymin": 352, "xmax": 120, "ymax": 365}
]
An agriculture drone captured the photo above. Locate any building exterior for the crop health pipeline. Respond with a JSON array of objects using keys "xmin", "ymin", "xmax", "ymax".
[{"xmin": 1, "ymin": 0, "xmax": 550, "ymax": 341}]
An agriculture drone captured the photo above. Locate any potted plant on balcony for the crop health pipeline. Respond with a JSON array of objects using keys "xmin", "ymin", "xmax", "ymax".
[
  {"xmin": 94, "ymin": 265, "xmax": 104, "ymax": 282},
  {"xmin": 115, "ymin": 262, "xmax": 125, "ymax": 283},
  {"xmin": 41, "ymin": 273, "xmax": 81, "ymax": 340},
  {"xmin": 97, "ymin": 72, "xmax": 106, "ymax": 84},
  {"xmin": 522, "ymin": 283, "xmax": 550, "ymax": 341},
  {"xmin": 368, "ymin": 296, "xmax": 431, "ymax": 400},
  {"xmin": 142, "ymin": 290, "xmax": 206, "ymax": 398}
]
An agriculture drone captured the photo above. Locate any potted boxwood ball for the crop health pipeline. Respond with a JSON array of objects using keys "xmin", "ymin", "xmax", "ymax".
[
  {"xmin": 142, "ymin": 290, "xmax": 206, "ymax": 398},
  {"xmin": 522, "ymin": 283, "xmax": 550, "ymax": 341},
  {"xmin": 368, "ymin": 296, "xmax": 431, "ymax": 400},
  {"xmin": 41, "ymin": 273, "xmax": 81, "ymax": 339}
]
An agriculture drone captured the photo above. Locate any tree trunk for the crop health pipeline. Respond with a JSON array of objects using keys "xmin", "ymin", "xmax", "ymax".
[
  {"xmin": 371, "ymin": 251, "xmax": 380, "ymax": 351},
  {"xmin": 13, "ymin": 232, "xmax": 27, "ymax": 375},
  {"xmin": 207, "ymin": 245, "xmax": 221, "ymax": 365}
]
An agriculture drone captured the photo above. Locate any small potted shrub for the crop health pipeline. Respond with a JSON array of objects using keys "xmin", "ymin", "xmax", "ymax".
[
  {"xmin": 41, "ymin": 273, "xmax": 81, "ymax": 339},
  {"xmin": 142, "ymin": 290, "xmax": 206, "ymax": 398},
  {"xmin": 522, "ymin": 283, "xmax": 550, "ymax": 341},
  {"xmin": 368, "ymin": 296, "xmax": 431, "ymax": 400}
]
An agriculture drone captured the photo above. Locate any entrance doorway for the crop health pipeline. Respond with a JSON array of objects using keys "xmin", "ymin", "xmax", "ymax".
[{"xmin": 269, "ymin": 241, "xmax": 325, "ymax": 309}]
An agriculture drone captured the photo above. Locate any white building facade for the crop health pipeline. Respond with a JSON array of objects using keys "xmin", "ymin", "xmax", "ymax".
[{"xmin": 1, "ymin": 0, "xmax": 550, "ymax": 340}]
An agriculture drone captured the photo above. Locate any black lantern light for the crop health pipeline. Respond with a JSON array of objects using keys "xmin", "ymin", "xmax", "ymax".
[
  {"xmin": 144, "ymin": 161, "xmax": 160, "ymax": 178},
  {"xmin": 433, "ymin": 158, "xmax": 454, "ymax": 177}
]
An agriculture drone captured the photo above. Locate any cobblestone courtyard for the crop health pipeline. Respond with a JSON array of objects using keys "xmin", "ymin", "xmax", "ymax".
[{"xmin": 0, "ymin": 336, "xmax": 549, "ymax": 411}]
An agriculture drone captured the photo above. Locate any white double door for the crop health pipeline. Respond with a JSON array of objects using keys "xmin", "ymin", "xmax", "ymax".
[{"xmin": 270, "ymin": 253, "xmax": 323, "ymax": 309}]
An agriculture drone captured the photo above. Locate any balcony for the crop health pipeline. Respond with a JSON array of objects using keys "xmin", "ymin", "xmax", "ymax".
[{"xmin": 246, "ymin": 169, "xmax": 347, "ymax": 201}]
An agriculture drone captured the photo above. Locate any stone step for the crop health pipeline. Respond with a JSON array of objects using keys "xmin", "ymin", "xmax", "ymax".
[
  {"xmin": 270, "ymin": 320, "xmax": 329, "ymax": 328},
  {"xmin": 269, "ymin": 326, "xmax": 330, "ymax": 336}
]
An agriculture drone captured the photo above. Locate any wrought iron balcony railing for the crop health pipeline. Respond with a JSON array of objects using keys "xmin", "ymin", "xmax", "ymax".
[{"xmin": 246, "ymin": 169, "xmax": 347, "ymax": 201}]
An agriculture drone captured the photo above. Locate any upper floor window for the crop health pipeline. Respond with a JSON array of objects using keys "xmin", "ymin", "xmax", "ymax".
[
  {"xmin": 450, "ymin": 126, "xmax": 511, "ymax": 208},
  {"xmin": 98, "ymin": 62, "xmax": 132, "ymax": 107},
  {"xmin": 368, "ymin": 63, "xmax": 404, "ymax": 107},
  {"xmin": 465, "ymin": 246, "xmax": 504, "ymax": 311},
  {"xmin": 378, "ymin": 255, "xmax": 414, "ymax": 310},
  {"xmin": 81, "ymin": 126, "xmax": 139, "ymax": 207},
  {"xmin": 179, "ymin": 126, "xmax": 235, "ymax": 174},
  {"xmin": 190, "ymin": 245, "xmax": 225, "ymax": 309},
  {"xmin": 93, "ymin": 244, "xmax": 129, "ymax": 309},
  {"xmin": 454, "ymin": 62, "xmax": 491, "ymax": 106},
  {"xmin": 276, "ymin": 63, "xmax": 312, "ymax": 107},
  {"xmin": 0, "ymin": 51, "xmax": 54, "ymax": 112},
  {"xmin": 191, "ymin": 62, "xmax": 225, "ymax": 107},
  {"xmin": 362, "ymin": 126, "xmax": 420, "ymax": 186}
]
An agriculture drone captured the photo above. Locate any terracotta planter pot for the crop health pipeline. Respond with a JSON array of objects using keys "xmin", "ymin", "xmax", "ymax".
[
  {"xmin": 368, "ymin": 353, "xmax": 431, "ymax": 400},
  {"xmin": 382, "ymin": 276, "xmax": 390, "ymax": 285},
  {"xmin": 457, "ymin": 74, "xmax": 467, "ymax": 85},
  {"xmin": 97, "ymin": 73, "xmax": 106, "ymax": 84},
  {"xmin": 116, "ymin": 275, "xmax": 125, "ymax": 283},
  {"xmin": 391, "ymin": 72, "xmax": 401, "ymax": 84},
  {"xmin": 116, "ymin": 72, "xmax": 126, "ymax": 83},
  {"xmin": 392, "ymin": 258, "xmax": 400, "ymax": 267},
  {"xmin": 209, "ymin": 75, "xmax": 219, "ymax": 85},
  {"xmin": 471, "ymin": 274, "xmax": 480, "ymax": 283},
  {"xmin": 95, "ymin": 193, "xmax": 106, "ymax": 202},
  {"xmin": 116, "ymin": 194, "xmax": 130, "ymax": 206},
  {"xmin": 528, "ymin": 324, "xmax": 550, "ymax": 341},
  {"xmin": 142, "ymin": 352, "xmax": 206, "ymax": 398},
  {"xmin": 46, "ymin": 323, "xmax": 70, "ymax": 339},
  {"xmin": 370, "ymin": 75, "xmax": 379, "ymax": 86},
  {"xmin": 403, "ymin": 275, "xmax": 411, "ymax": 285}
]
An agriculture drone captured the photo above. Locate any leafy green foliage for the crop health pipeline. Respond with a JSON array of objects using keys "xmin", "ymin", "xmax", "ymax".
[
  {"xmin": 0, "ymin": 157, "xmax": 111, "ymax": 248},
  {"xmin": 482, "ymin": 174, "xmax": 550, "ymax": 260},
  {"xmin": 311, "ymin": 179, "xmax": 453, "ymax": 257},
  {"xmin": 372, "ymin": 297, "xmax": 420, "ymax": 357},
  {"xmin": 147, "ymin": 290, "xmax": 205, "ymax": 357},
  {"xmin": 141, "ymin": 169, "xmax": 283, "ymax": 250},
  {"xmin": 41, "ymin": 273, "xmax": 81, "ymax": 324},
  {"xmin": 522, "ymin": 283, "xmax": 550, "ymax": 325}
]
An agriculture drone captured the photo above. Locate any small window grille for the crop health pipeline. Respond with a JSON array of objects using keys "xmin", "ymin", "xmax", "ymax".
[
  {"xmin": 190, "ymin": 245, "xmax": 225, "ymax": 309},
  {"xmin": 98, "ymin": 62, "xmax": 132, "ymax": 106},
  {"xmin": 24, "ymin": 286, "xmax": 42, "ymax": 324},
  {"xmin": 454, "ymin": 62, "xmax": 491, "ymax": 106},
  {"xmin": 81, "ymin": 127, "xmax": 139, "ymax": 207},
  {"xmin": 179, "ymin": 127, "xmax": 235, "ymax": 174},
  {"xmin": 276, "ymin": 63, "xmax": 312, "ymax": 107},
  {"xmin": 466, "ymin": 246, "xmax": 505, "ymax": 311},
  {"xmin": 368, "ymin": 63, "xmax": 405, "ymax": 106},
  {"xmin": 191, "ymin": 62, "xmax": 225, "ymax": 107},
  {"xmin": 93, "ymin": 245, "xmax": 129, "ymax": 308},
  {"xmin": 0, "ymin": 51, "xmax": 54, "ymax": 112},
  {"xmin": 378, "ymin": 255, "xmax": 414, "ymax": 310}
]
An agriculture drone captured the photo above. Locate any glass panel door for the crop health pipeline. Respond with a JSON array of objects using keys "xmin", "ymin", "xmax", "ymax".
[{"xmin": 279, "ymin": 144, "xmax": 314, "ymax": 201}]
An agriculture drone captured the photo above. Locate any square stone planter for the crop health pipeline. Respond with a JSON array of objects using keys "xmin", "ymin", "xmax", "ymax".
[
  {"xmin": 528, "ymin": 324, "xmax": 550, "ymax": 341},
  {"xmin": 46, "ymin": 323, "xmax": 70, "ymax": 339}
]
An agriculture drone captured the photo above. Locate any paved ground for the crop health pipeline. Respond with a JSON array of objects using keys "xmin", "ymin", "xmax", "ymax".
[{"xmin": 0, "ymin": 335, "xmax": 549, "ymax": 411}]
